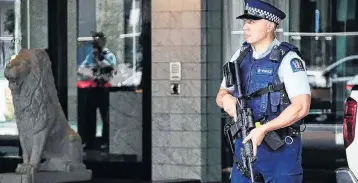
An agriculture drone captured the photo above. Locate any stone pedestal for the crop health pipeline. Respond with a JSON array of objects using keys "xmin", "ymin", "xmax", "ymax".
[
  {"xmin": 0, "ymin": 170, "xmax": 92, "ymax": 183},
  {"xmin": 109, "ymin": 91, "xmax": 142, "ymax": 161}
]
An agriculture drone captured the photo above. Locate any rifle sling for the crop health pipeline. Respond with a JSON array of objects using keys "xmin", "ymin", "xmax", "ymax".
[{"xmin": 245, "ymin": 83, "xmax": 285, "ymax": 99}]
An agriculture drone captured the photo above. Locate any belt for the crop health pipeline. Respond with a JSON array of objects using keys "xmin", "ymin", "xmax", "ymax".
[
  {"xmin": 230, "ymin": 121, "xmax": 301, "ymax": 140},
  {"xmin": 276, "ymin": 126, "xmax": 301, "ymax": 137},
  {"xmin": 259, "ymin": 117, "xmax": 301, "ymax": 138}
]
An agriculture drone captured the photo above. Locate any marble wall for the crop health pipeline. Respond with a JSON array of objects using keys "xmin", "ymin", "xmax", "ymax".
[
  {"xmin": 109, "ymin": 91, "xmax": 143, "ymax": 161},
  {"xmin": 67, "ymin": 0, "xmax": 78, "ymax": 123},
  {"xmin": 151, "ymin": 0, "xmax": 223, "ymax": 182}
]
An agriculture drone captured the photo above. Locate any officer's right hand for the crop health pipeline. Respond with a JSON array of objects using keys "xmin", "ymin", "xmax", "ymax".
[{"xmin": 222, "ymin": 94, "xmax": 238, "ymax": 121}]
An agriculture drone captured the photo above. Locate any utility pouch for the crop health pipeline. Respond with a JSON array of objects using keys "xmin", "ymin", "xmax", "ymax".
[{"xmin": 261, "ymin": 119, "xmax": 285, "ymax": 151}]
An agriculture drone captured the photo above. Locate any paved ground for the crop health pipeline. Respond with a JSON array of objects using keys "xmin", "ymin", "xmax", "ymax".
[
  {"xmin": 221, "ymin": 170, "xmax": 336, "ymax": 183},
  {"xmin": 68, "ymin": 179, "xmax": 201, "ymax": 183}
]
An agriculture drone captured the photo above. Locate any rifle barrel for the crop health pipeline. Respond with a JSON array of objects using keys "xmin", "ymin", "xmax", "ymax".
[
  {"xmin": 248, "ymin": 159, "xmax": 254, "ymax": 183},
  {"xmin": 234, "ymin": 60, "xmax": 243, "ymax": 99}
]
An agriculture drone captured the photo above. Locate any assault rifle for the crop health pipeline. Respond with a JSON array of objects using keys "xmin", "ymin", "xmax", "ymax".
[{"xmin": 223, "ymin": 60, "xmax": 256, "ymax": 182}]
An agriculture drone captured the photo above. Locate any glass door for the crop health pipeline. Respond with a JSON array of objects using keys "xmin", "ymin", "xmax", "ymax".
[{"xmin": 68, "ymin": 0, "xmax": 151, "ymax": 179}]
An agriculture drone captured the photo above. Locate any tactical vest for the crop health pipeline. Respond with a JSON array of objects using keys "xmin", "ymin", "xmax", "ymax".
[{"xmin": 234, "ymin": 41, "xmax": 303, "ymax": 128}]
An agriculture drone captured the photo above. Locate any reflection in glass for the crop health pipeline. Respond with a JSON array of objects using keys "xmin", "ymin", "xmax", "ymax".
[
  {"xmin": 0, "ymin": 0, "xmax": 16, "ymax": 136},
  {"xmin": 73, "ymin": 0, "xmax": 144, "ymax": 163}
]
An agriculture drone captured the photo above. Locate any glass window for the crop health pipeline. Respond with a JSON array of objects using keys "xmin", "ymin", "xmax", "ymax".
[
  {"xmin": 223, "ymin": 0, "xmax": 358, "ymax": 124},
  {"xmin": 0, "ymin": 1, "xmax": 15, "ymax": 137},
  {"xmin": 330, "ymin": 58, "xmax": 358, "ymax": 77},
  {"xmin": 221, "ymin": 0, "xmax": 358, "ymax": 174}
]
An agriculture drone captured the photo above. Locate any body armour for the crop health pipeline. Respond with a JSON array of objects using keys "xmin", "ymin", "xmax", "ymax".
[{"xmin": 234, "ymin": 42, "xmax": 303, "ymax": 128}]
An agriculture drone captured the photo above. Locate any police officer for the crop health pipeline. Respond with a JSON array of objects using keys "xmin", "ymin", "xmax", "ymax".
[
  {"xmin": 79, "ymin": 32, "xmax": 117, "ymax": 72},
  {"xmin": 77, "ymin": 31, "xmax": 117, "ymax": 151},
  {"xmin": 216, "ymin": 0, "xmax": 311, "ymax": 182}
]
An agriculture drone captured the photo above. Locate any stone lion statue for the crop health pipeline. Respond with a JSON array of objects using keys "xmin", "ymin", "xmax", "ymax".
[{"xmin": 4, "ymin": 49, "xmax": 86, "ymax": 174}]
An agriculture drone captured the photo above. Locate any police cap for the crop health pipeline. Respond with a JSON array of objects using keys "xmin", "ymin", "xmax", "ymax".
[
  {"xmin": 92, "ymin": 31, "xmax": 106, "ymax": 39},
  {"xmin": 236, "ymin": 0, "xmax": 286, "ymax": 24}
]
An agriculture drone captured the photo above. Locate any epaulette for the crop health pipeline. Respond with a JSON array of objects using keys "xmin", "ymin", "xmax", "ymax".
[
  {"xmin": 237, "ymin": 42, "xmax": 252, "ymax": 64},
  {"xmin": 270, "ymin": 42, "xmax": 301, "ymax": 62},
  {"xmin": 240, "ymin": 42, "xmax": 251, "ymax": 52}
]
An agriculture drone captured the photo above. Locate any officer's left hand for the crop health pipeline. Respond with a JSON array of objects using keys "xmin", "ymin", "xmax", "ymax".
[{"xmin": 242, "ymin": 127, "xmax": 267, "ymax": 157}]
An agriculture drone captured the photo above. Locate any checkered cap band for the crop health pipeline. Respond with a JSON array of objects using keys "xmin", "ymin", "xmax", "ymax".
[{"xmin": 245, "ymin": 4, "xmax": 281, "ymax": 24}]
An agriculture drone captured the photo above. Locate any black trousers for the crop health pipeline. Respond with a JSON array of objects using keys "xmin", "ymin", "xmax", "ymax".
[{"xmin": 78, "ymin": 87, "xmax": 109, "ymax": 149}]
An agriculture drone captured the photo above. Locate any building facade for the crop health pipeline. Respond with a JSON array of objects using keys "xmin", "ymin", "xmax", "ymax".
[{"xmin": 0, "ymin": 0, "xmax": 358, "ymax": 182}]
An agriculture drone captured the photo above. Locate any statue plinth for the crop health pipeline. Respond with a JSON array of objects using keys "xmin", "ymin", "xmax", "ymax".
[{"xmin": 0, "ymin": 170, "xmax": 92, "ymax": 183}]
